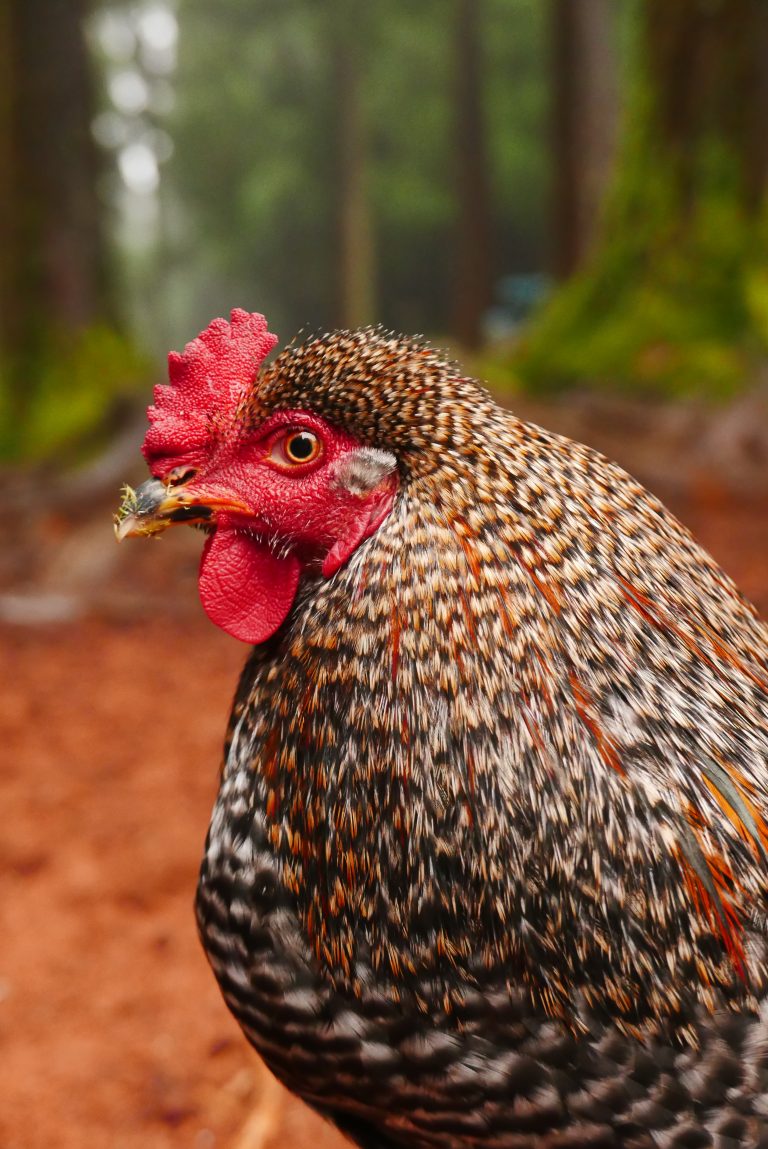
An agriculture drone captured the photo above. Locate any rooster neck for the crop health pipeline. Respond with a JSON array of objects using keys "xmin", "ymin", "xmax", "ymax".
[
  {"xmin": 221, "ymin": 491, "xmax": 521, "ymax": 994},
  {"xmin": 212, "ymin": 417, "xmax": 768, "ymax": 1035}
]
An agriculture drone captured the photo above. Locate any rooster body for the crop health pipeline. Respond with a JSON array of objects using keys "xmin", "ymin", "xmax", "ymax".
[{"xmin": 121, "ymin": 315, "xmax": 768, "ymax": 1147}]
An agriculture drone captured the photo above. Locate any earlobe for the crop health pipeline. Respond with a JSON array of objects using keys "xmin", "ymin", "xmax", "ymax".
[{"xmin": 331, "ymin": 447, "xmax": 397, "ymax": 497}]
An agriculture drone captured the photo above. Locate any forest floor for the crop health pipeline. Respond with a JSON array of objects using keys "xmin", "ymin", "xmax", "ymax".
[
  {"xmin": 1, "ymin": 606, "xmax": 347, "ymax": 1149},
  {"xmin": 1, "ymin": 400, "xmax": 767, "ymax": 1149}
]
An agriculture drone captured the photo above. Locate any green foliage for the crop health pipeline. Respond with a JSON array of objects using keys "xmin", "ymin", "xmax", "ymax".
[
  {"xmin": 518, "ymin": 158, "xmax": 766, "ymax": 397},
  {"xmin": 515, "ymin": 21, "xmax": 768, "ymax": 399},
  {"xmin": 0, "ymin": 326, "xmax": 151, "ymax": 462}
]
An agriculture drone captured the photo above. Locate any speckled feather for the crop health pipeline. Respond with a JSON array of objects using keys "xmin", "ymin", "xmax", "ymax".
[{"xmin": 196, "ymin": 329, "xmax": 768, "ymax": 1147}]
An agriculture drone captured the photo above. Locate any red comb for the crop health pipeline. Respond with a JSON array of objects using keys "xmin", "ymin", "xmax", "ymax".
[{"xmin": 142, "ymin": 309, "xmax": 278, "ymax": 473}]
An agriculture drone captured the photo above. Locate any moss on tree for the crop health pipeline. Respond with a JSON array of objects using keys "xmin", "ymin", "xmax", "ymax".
[{"xmin": 517, "ymin": 0, "xmax": 768, "ymax": 398}]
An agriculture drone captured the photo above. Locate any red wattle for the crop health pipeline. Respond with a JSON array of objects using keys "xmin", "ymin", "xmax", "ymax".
[{"xmin": 198, "ymin": 528, "xmax": 301, "ymax": 644}]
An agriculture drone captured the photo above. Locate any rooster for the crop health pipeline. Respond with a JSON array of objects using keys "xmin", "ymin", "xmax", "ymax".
[{"xmin": 117, "ymin": 310, "xmax": 768, "ymax": 1148}]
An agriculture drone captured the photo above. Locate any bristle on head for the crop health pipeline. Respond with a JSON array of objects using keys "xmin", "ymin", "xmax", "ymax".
[{"xmin": 142, "ymin": 309, "xmax": 278, "ymax": 476}]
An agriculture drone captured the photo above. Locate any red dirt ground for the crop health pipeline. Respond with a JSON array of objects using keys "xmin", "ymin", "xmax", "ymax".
[{"xmin": 1, "ymin": 489, "xmax": 766, "ymax": 1149}]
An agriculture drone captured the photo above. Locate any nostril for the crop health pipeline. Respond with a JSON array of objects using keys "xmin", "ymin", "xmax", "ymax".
[{"xmin": 167, "ymin": 466, "xmax": 198, "ymax": 487}]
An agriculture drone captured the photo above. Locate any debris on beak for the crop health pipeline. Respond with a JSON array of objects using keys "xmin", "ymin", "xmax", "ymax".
[{"xmin": 114, "ymin": 478, "xmax": 213, "ymax": 541}]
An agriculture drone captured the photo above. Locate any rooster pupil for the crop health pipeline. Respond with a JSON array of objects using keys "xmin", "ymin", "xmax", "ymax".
[{"xmin": 286, "ymin": 432, "xmax": 317, "ymax": 461}]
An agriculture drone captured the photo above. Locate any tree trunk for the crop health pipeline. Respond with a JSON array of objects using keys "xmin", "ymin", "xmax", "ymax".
[
  {"xmin": 550, "ymin": 0, "xmax": 619, "ymax": 278},
  {"xmin": 644, "ymin": 0, "xmax": 768, "ymax": 210},
  {"xmin": 0, "ymin": 2, "xmax": 13, "ymax": 352},
  {"xmin": 333, "ymin": 1, "xmax": 376, "ymax": 330},
  {"xmin": 0, "ymin": 0, "xmax": 111, "ymax": 429},
  {"xmin": 453, "ymin": 0, "xmax": 493, "ymax": 349}
]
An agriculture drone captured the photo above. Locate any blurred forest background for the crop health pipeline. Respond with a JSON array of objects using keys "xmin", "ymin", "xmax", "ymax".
[
  {"xmin": 5, "ymin": 0, "xmax": 768, "ymax": 468},
  {"xmin": 3, "ymin": 4, "xmax": 768, "ymax": 1149}
]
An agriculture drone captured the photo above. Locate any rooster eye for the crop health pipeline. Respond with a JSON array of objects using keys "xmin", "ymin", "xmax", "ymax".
[{"xmin": 283, "ymin": 431, "xmax": 321, "ymax": 464}]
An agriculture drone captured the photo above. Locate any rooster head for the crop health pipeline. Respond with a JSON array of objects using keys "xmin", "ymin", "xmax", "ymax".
[{"xmin": 115, "ymin": 310, "xmax": 398, "ymax": 644}]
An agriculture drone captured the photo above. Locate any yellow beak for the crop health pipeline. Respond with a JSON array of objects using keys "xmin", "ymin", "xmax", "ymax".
[{"xmin": 114, "ymin": 478, "xmax": 248, "ymax": 541}]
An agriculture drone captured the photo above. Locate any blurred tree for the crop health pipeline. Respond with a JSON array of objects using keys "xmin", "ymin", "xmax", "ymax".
[
  {"xmin": 332, "ymin": 0, "xmax": 376, "ymax": 329},
  {"xmin": 645, "ymin": 0, "xmax": 768, "ymax": 210},
  {"xmin": 165, "ymin": 0, "xmax": 548, "ymax": 344},
  {"xmin": 0, "ymin": 0, "xmax": 111, "ymax": 433},
  {"xmin": 453, "ymin": 0, "xmax": 492, "ymax": 348},
  {"xmin": 550, "ymin": 0, "xmax": 619, "ymax": 277},
  {"xmin": 0, "ymin": 0, "xmax": 146, "ymax": 462},
  {"xmin": 166, "ymin": 0, "xmax": 337, "ymax": 340},
  {"xmin": 519, "ymin": 0, "xmax": 768, "ymax": 397}
]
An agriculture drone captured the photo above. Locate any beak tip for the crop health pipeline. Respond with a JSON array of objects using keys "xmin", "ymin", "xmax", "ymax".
[
  {"xmin": 114, "ymin": 517, "xmax": 131, "ymax": 542},
  {"xmin": 114, "ymin": 479, "xmax": 168, "ymax": 542}
]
